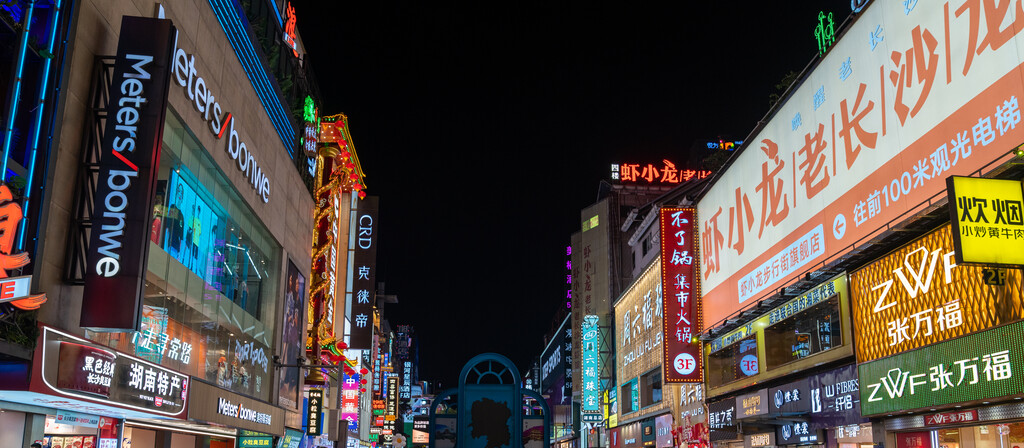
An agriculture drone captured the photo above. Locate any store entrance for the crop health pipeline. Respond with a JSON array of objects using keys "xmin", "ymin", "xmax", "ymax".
[{"xmin": 896, "ymin": 422, "xmax": 1024, "ymax": 448}]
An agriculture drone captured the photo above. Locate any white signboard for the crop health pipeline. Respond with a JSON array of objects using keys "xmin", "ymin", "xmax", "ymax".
[{"xmin": 698, "ymin": 0, "xmax": 1024, "ymax": 327}]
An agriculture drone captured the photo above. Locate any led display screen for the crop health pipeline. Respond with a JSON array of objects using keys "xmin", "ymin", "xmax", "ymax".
[{"xmin": 859, "ymin": 319, "xmax": 1024, "ymax": 416}]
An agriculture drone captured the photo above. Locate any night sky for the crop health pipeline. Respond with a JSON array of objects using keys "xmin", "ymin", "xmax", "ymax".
[{"xmin": 294, "ymin": 1, "xmax": 854, "ymax": 389}]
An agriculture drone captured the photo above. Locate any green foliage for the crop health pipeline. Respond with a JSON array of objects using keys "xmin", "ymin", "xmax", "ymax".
[
  {"xmin": 0, "ymin": 308, "xmax": 39, "ymax": 348},
  {"xmin": 768, "ymin": 70, "xmax": 801, "ymax": 109}
]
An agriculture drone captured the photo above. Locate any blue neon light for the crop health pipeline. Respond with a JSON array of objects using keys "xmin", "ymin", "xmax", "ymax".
[
  {"xmin": 1, "ymin": 0, "xmax": 37, "ymax": 180},
  {"xmin": 208, "ymin": 0, "xmax": 296, "ymax": 159},
  {"xmin": 270, "ymin": 0, "xmax": 283, "ymax": 27},
  {"xmin": 19, "ymin": 0, "xmax": 63, "ymax": 250}
]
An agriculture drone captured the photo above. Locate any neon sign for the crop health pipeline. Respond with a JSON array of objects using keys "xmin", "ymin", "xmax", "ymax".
[
  {"xmin": 611, "ymin": 160, "xmax": 711, "ymax": 184},
  {"xmin": 283, "ymin": 3, "xmax": 298, "ymax": 57},
  {"xmin": 814, "ymin": 11, "xmax": 836, "ymax": 57}
]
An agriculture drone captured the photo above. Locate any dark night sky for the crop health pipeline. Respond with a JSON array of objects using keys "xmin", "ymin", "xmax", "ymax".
[{"xmin": 293, "ymin": 1, "xmax": 854, "ymax": 389}]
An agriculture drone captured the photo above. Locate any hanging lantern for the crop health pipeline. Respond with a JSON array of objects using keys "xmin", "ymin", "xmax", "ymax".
[
  {"xmin": 358, "ymin": 191, "xmax": 367, "ymax": 199},
  {"xmin": 349, "ymin": 173, "xmax": 359, "ymax": 181},
  {"xmin": 353, "ymin": 183, "xmax": 363, "ymax": 191},
  {"xmin": 345, "ymin": 162, "xmax": 355, "ymax": 170},
  {"xmin": 360, "ymin": 367, "xmax": 369, "ymax": 375}
]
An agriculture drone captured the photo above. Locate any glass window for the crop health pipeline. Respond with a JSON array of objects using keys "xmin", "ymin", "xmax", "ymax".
[
  {"xmin": 640, "ymin": 368, "xmax": 662, "ymax": 407},
  {"xmin": 764, "ymin": 295, "xmax": 842, "ymax": 370},
  {"xmin": 621, "ymin": 380, "xmax": 637, "ymax": 414},
  {"xmin": 90, "ymin": 110, "xmax": 282, "ymax": 401},
  {"xmin": 707, "ymin": 335, "xmax": 759, "ymax": 388}
]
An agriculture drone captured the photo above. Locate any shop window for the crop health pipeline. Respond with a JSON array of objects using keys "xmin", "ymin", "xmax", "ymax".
[
  {"xmin": 706, "ymin": 335, "xmax": 759, "ymax": 389},
  {"xmin": 621, "ymin": 380, "xmax": 637, "ymax": 414},
  {"xmin": 640, "ymin": 368, "xmax": 662, "ymax": 407},
  {"xmin": 764, "ymin": 295, "xmax": 842, "ymax": 370},
  {"xmin": 89, "ymin": 110, "xmax": 281, "ymax": 401}
]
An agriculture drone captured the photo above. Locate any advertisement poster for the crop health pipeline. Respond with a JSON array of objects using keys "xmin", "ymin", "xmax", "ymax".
[{"xmin": 278, "ymin": 261, "xmax": 305, "ymax": 409}]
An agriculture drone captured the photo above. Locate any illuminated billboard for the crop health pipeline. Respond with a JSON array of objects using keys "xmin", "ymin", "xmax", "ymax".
[
  {"xmin": 947, "ymin": 176, "xmax": 1024, "ymax": 266},
  {"xmin": 859, "ymin": 319, "xmax": 1024, "ymax": 416},
  {"xmin": 697, "ymin": 0, "xmax": 1024, "ymax": 329},
  {"xmin": 849, "ymin": 224, "xmax": 1024, "ymax": 363},
  {"xmin": 660, "ymin": 207, "xmax": 702, "ymax": 383}
]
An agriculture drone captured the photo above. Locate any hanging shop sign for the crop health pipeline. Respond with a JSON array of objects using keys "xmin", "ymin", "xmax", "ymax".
[
  {"xmin": 947, "ymin": 176, "xmax": 1024, "ymax": 266},
  {"xmin": 850, "ymin": 224, "xmax": 1024, "ymax": 363},
  {"xmin": 707, "ymin": 399, "xmax": 737, "ymax": 441},
  {"xmin": 833, "ymin": 423, "xmax": 872, "ymax": 445},
  {"xmin": 698, "ymin": 0, "xmax": 1024, "ymax": 330},
  {"xmin": 349, "ymin": 196, "xmax": 378, "ymax": 349},
  {"xmin": 306, "ymin": 388, "xmax": 323, "ymax": 436},
  {"xmin": 187, "ymin": 380, "xmax": 282, "ymax": 435},
  {"xmin": 53, "ymin": 410, "xmax": 101, "ymax": 428},
  {"xmin": 660, "ymin": 208, "xmax": 703, "ymax": 383},
  {"xmin": 769, "ymin": 378, "xmax": 810, "ymax": 415},
  {"xmin": 581, "ymin": 314, "xmax": 602, "ymax": 419},
  {"xmin": 744, "ymin": 432, "xmax": 775, "ymax": 448},
  {"xmin": 342, "ymin": 372, "xmax": 360, "ymax": 431},
  {"xmin": 678, "ymin": 383, "xmax": 705, "ymax": 424},
  {"xmin": 383, "ymin": 376, "xmax": 398, "ymax": 444},
  {"xmin": 81, "ymin": 15, "xmax": 175, "ymax": 331},
  {"xmin": 776, "ymin": 424, "xmax": 820, "ymax": 445},
  {"xmin": 736, "ymin": 389, "xmax": 768, "ymax": 419},
  {"xmin": 39, "ymin": 326, "xmax": 188, "ymax": 418},
  {"xmin": 807, "ymin": 364, "xmax": 865, "ymax": 427},
  {"xmin": 859, "ymin": 318, "xmax": 1024, "ymax": 416}
]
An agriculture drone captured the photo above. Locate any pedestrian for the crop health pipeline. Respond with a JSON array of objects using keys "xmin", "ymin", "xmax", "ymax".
[{"xmin": 31, "ymin": 442, "xmax": 42, "ymax": 448}]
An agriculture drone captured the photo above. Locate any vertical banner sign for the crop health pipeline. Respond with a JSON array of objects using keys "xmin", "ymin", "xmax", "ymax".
[
  {"xmin": 384, "ymin": 375, "xmax": 399, "ymax": 445},
  {"xmin": 306, "ymin": 389, "xmax": 324, "ymax": 436},
  {"xmin": 581, "ymin": 315, "xmax": 601, "ymax": 420},
  {"xmin": 342, "ymin": 373, "xmax": 360, "ymax": 431},
  {"xmin": 660, "ymin": 207, "xmax": 703, "ymax": 382},
  {"xmin": 947, "ymin": 176, "xmax": 1024, "ymax": 266},
  {"xmin": 81, "ymin": 16, "xmax": 176, "ymax": 331},
  {"xmin": 349, "ymin": 196, "xmax": 379, "ymax": 349}
]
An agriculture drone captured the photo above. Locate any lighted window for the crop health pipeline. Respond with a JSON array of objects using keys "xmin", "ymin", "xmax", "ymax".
[
  {"xmin": 706, "ymin": 335, "xmax": 759, "ymax": 389},
  {"xmin": 620, "ymin": 380, "xmax": 637, "ymax": 414},
  {"xmin": 764, "ymin": 295, "xmax": 842, "ymax": 370},
  {"xmin": 640, "ymin": 368, "xmax": 662, "ymax": 408}
]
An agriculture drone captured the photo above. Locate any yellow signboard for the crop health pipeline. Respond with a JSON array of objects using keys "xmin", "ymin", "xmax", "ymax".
[
  {"xmin": 849, "ymin": 224, "xmax": 1024, "ymax": 363},
  {"xmin": 947, "ymin": 176, "xmax": 1024, "ymax": 265}
]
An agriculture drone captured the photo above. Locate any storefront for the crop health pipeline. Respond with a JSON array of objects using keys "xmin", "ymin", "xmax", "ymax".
[
  {"xmin": 613, "ymin": 260, "xmax": 678, "ymax": 431},
  {"xmin": 701, "ymin": 274, "xmax": 869, "ymax": 448},
  {"xmin": 675, "ymin": 383, "xmax": 708, "ymax": 448},
  {"xmin": 851, "ymin": 223, "xmax": 1024, "ymax": 448}
]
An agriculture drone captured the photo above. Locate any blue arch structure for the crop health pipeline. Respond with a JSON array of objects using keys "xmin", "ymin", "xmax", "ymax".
[{"xmin": 429, "ymin": 354, "xmax": 550, "ymax": 448}]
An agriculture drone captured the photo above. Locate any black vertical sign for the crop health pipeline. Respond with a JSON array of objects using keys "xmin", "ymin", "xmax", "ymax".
[
  {"xmin": 307, "ymin": 388, "xmax": 324, "ymax": 436},
  {"xmin": 80, "ymin": 16, "xmax": 175, "ymax": 331},
  {"xmin": 349, "ymin": 196, "xmax": 378, "ymax": 349}
]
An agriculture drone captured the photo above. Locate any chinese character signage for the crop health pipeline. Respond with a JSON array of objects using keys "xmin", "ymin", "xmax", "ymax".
[
  {"xmin": 614, "ymin": 262, "xmax": 664, "ymax": 399},
  {"xmin": 698, "ymin": 0, "xmax": 1024, "ymax": 330},
  {"xmin": 859, "ymin": 319, "xmax": 1024, "ymax": 416},
  {"xmin": 768, "ymin": 378, "xmax": 810, "ymax": 415},
  {"xmin": 736, "ymin": 389, "xmax": 768, "ymax": 419},
  {"xmin": 342, "ymin": 373, "xmax": 360, "ymax": 431},
  {"xmin": 42, "ymin": 327, "xmax": 188, "ymax": 418},
  {"xmin": 707, "ymin": 399, "xmax": 737, "ymax": 441},
  {"xmin": 384, "ymin": 375, "xmax": 398, "ymax": 444},
  {"xmin": 349, "ymin": 196, "xmax": 378, "ymax": 349},
  {"xmin": 581, "ymin": 314, "xmax": 601, "ymax": 419},
  {"xmin": 56, "ymin": 342, "xmax": 116, "ymax": 397},
  {"xmin": 612, "ymin": 161, "xmax": 712, "ymax": 184},
  {"xmin": 81, "ymin": 16, "xmax": 176, "ymax": 331},
  {"xmin": 307, "ymin": 388, "xmax": 324, "ymax": 436},
  {"xmin": 850, "ymin": 224, "xmax": 1024, "ymax": 363},
  {"xmin": 660, "ymin": 207, "xmax": 702, "ymax": 383},
  {"xmin": 924, "ymin": 410, "xmax": 979, "ymax": 426},
  {"xmin": 947, "ymin": 176, "xmax": 1024, "ymax": 266}
]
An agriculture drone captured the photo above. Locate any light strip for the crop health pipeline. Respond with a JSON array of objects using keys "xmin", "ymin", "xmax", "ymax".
[
  {"xmin": 18, "ymin": 0, "xmax": 63, "ymax": 250},
  {"xmin": 126, "ymin": 420, "xmax": 236, "ymax": 438},
  {"xmin": 207, "ymin": 0, "xmax": 296, "ymax": 158},
  {"xmin": 1, "ymin": 0, "xmax": 37, "ymax": 179}
]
